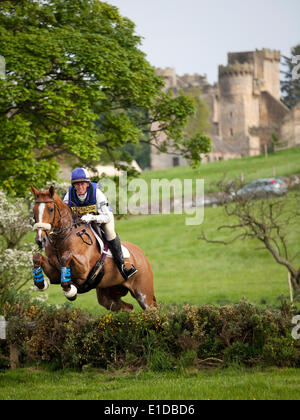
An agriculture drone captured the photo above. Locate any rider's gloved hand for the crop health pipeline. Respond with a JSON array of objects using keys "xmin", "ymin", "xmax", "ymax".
[{"xmin": 81, "ymin": 214, "xmax": 96, "ymax": 223}]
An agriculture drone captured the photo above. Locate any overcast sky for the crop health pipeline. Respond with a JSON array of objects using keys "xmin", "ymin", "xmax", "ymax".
[{"xmin": 108, "ymin": 0, "xmax": 300, "ymax": 84}]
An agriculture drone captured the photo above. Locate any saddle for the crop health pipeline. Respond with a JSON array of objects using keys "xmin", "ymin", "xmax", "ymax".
[{"xmin": 90, "ymin": 225, "xmax": 130, "ymax": 259}]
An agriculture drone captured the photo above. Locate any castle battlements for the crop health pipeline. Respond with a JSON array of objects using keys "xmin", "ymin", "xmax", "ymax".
[
  {"xmin": 156, "ymin": 67, "xmax": 211, "ymax": 91},
  {"xmin": 259, "ymin": 48, "xmax": 281, "ymax": 62},
  {"xmin": 219, "ymin": 62, "xmax": 254, "ymax": 78}
]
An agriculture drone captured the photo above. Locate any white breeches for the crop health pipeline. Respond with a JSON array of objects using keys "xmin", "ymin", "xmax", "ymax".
[{"xmin": 102, "ymin": 211, "xmax": 116, "ymax": 241}]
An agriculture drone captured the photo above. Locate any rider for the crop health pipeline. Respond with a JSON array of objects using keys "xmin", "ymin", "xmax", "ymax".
[{"xmin": 63, "ymin": 168, "xmax": 138, "ymax": 281}]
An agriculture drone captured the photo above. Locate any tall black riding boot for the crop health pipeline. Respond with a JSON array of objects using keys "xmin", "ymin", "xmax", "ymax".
[{"xmin": 108, "ymin": 235, "xmax": 138, "ymax": 281}]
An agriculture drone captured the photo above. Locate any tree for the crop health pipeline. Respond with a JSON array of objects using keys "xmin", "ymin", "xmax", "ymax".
[
  {"xmin": 0, "ymin": 190, "xmax": 32, "ymax": 249},
  {"xmin": 281, "ymin": 44, "xmax": 300, "ymax": 109},
  {"xmin": 182, "ymin": 87, "xmax": 211, "ymax": 138},
  {"xmin": 199, "ymin": 183, "xmax": 300, "ymax": 294},
  {"xmin": 0, "ymin": 0, "xmax": 211, "ymax": 196},
  {"xmin": 0, "ymin": 190, "xmax": 35, "ymax": 312}
]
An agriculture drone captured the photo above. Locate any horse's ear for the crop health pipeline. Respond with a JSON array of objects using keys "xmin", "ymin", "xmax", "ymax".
[
  {"xmin": 30, "ymin": 186, "xmax": 40, "ymax": 197},
  {"xmin": 49, "ymin": 186, "xmax": 55, "ymax": 197}
]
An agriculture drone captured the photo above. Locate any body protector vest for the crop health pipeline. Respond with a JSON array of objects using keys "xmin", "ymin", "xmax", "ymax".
[{"xmin": 68, "ymin": 182, "xmax": 98, "ymax": 216}]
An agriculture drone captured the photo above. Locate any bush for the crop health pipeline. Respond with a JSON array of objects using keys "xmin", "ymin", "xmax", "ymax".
[
  {"xmin": 3, "ymin": 300, "xmax": 300, "ymax": 371},
  {"xmin": 0, "ymin": 346, "xmax": 10, "ymax": 370},
  {"xmin": 0, "ymin": 189, "xmax": 35, "ymax": 313},
  {"xmin": 148, "ymin": 348, "xmax": 176, "ymax": 372},
  {"xmin": 262, "ymin": 337, "xmax": 299, "ymax": 367}
]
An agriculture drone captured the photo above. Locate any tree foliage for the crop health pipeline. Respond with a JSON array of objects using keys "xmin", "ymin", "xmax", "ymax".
[
  {"xmin": 0, "ymin": 190, "xmax": 35, "ymax": 311},
  {"xmin": 0, "ymin": 0, "xmax": 211, "ymax": 196},
  {"xmin": 281, "ymin": 44, "xmax": 300, "ymax": 109},
  {"xmin": 182, "ymin": 87, "xmax": 211, "ymax": 138}
]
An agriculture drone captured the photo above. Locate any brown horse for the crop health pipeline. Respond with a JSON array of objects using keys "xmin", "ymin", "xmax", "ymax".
[{"xmin": 31, "ymin": 185, "xmax": 156, "ymax": 311}]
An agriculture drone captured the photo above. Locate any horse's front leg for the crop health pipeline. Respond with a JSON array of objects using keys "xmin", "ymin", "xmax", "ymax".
[
  {"xmin": 60, "ymin": 266, "xmax": 78, "ymax": 301},
  {"xmin": 32, "ymin": 253, "xmax": 60, "ymax": 291},
  {"xmin": 58, "ymin": 253, "xmax": 78, "ymax": 301},
  {"xmin": 33, "ymin": 253, "xmax": 78, "ymax": 301}
]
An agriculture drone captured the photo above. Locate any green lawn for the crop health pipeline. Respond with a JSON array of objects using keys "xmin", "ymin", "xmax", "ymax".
[
  {"xmin": 1, "ymin": 367, "xmax": 300, "ymax": 400},
  {"xmin": 141, "ymin": 147, "xmax": 300, "ymax": 195}
]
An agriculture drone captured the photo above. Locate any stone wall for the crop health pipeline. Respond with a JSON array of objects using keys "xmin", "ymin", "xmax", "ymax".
[{"xmin": 277, "ymin": 103, "xmax": 300, "ymax": 150}]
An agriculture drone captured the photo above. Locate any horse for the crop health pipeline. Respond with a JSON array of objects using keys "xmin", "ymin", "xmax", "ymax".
[{"xmin": 30, "ymin": 185, "xmax": 156, "ymax": 311}]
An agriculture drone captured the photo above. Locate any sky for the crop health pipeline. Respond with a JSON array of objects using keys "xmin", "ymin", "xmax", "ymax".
[{"xmin": 108, "ymin": 0, "xmax": 300, "ymax": 84}]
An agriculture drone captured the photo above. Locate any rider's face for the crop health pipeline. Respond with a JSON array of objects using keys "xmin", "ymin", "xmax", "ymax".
[{"xmin": 74, "ymin": 182, "xmax": 89, "ymax": 195}]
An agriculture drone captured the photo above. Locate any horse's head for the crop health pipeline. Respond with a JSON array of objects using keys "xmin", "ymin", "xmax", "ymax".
[{"xmin": 31, "ymin": 186, "xmax": 61, "ymax": 248}]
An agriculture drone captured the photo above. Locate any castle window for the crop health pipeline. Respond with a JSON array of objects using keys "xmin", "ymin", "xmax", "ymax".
[
  {"xmin": 173, "ymin": 157, "xmax": 180, "ymax": 167},
  {"xmin": 230, "ymin": 128, "xmax": 234, "ymax": 136}
]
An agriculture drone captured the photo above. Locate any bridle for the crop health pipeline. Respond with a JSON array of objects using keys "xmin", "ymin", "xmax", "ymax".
[
  {"xmin": 33, "ymin": 197, "xmax": 93, "ymax": 252},
  {"xmin": 33, "ymin": 199, "xmax": 62, "ymax": 233},
  {"xmin": 33, "ymin": 198, "xmax": 75, "ymax": 266}
]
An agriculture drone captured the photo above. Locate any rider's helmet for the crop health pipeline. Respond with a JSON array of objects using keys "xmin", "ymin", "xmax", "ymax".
[{"xmin": 71, "ymin": 168, "xmax": 91, "ymax": 185}]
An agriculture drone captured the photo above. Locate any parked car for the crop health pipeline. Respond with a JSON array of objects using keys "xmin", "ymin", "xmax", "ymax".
[{"xmin": 236, "ymin": 178, "xmax": 288, "ymax": 199}]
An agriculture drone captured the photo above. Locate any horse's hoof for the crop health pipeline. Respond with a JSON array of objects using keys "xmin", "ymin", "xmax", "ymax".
[
  {"xmin": 34, "ymin": 278, "xmax": 50, "ymax": 292},
  {"xmin": 62, "ymin": 284, "xmax": 78, "ymax": 301},
  {"xmin": 67, "ymin": 295, "xmax": 77, "ymax": 302}
]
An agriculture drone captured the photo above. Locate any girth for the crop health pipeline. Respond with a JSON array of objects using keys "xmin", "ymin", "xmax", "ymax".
[{"xmin": 76, "ymin": 242, "xmax": 109, "ymax": 294}]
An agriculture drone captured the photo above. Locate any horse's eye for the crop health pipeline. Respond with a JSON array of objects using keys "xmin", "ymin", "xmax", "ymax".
[{"xmin": 49, "ymin": 208, "xmax": 54, "ymax": 213}]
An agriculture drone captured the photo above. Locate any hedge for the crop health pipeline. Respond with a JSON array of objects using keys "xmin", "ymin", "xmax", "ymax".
[{"xmin": 1, "ymin": 299, "xmax": 300, "ymax": 370}]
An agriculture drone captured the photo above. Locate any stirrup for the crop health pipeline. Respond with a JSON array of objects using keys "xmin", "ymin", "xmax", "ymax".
[{"xmin": 122, "ymin": 264, "xmax": 138, "ymax": 280}]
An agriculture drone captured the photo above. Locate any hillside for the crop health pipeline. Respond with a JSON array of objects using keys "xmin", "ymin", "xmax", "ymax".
[{"xmin": 141, "ymin": 147, "xmax": 300, "ymax": 195}]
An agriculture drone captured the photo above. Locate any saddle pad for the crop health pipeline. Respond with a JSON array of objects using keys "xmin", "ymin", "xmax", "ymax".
[{"xmin": 90, "ymin": 226, "xmax": 130, "ymax": 259}]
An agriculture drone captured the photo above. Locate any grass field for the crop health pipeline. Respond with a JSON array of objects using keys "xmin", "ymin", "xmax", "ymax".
[
  {"xmin": 1, "ymin": 367, "xmax": 300, "ymax": 400},
  {"xmin": 141, "ymin": 147, "xmax": 300, "ymax": 196}
]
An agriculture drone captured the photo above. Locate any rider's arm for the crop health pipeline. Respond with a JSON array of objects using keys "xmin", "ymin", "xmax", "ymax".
[{"xmin": 93, "ymin": 189, "xmax": 113, "ymax": 224}]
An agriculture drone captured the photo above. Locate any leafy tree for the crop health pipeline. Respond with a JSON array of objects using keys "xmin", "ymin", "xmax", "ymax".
[
  {"xmin": 182, "ymin": 87, "xmax": 211, "ymax": 138},
  {"xmin": 0, "ymin": 190, "xmax": 35, "ymax": 311},
  {"xmin": 0, "ymin": 0, "xmax": 211, "ymax": 196},
  {"xmin": 121, "ymin": 140, "xmax": 151, "ymax": 170},
  {"xmin": 281, "ymin": 44, "xmax": 300, "ymax": 109}
]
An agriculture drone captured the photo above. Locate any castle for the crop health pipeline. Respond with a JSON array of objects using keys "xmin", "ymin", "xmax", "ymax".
[{"xmin": 151, "ymin": 49, "xmax": 300, "ymax": 170}]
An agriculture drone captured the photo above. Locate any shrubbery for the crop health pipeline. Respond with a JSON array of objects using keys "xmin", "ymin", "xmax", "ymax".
[
  {"xmin": 2, "ymin": 299, "xmax": 300, "ymax": 371},
  {"xmin": 0, "ymin": 190, "xmax": 36, "ymax": 313}
]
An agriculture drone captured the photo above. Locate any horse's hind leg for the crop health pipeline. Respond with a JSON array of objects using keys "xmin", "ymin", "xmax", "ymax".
[
  {"xmin": 134, "ymin": 289, "xmax": 157, "ymax": 310},
  {"xmin": 96, "ymin": 287, "xmax": 134, "ymax": 312},
  {"xmin": 125, "ymin": 279, "xmax": 157, "ymax": 310}
]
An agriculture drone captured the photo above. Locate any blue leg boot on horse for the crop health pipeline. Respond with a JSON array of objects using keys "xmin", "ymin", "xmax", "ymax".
[
  {"xmin": 60, "ymin": 266, "xmax": 78, "ymax": 301},
  {"xmin": 32, "ymin": 266, "xmax": 50, "ymax": 291}
]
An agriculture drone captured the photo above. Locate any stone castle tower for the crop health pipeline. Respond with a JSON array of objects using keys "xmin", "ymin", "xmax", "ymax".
[
  {"xmin": 217, "ymin": 49, "xmax": 287, "ymax": 156},
  {"xmin": 151, "ymin": 49, "xmax": 296, "ymax": 170}
]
